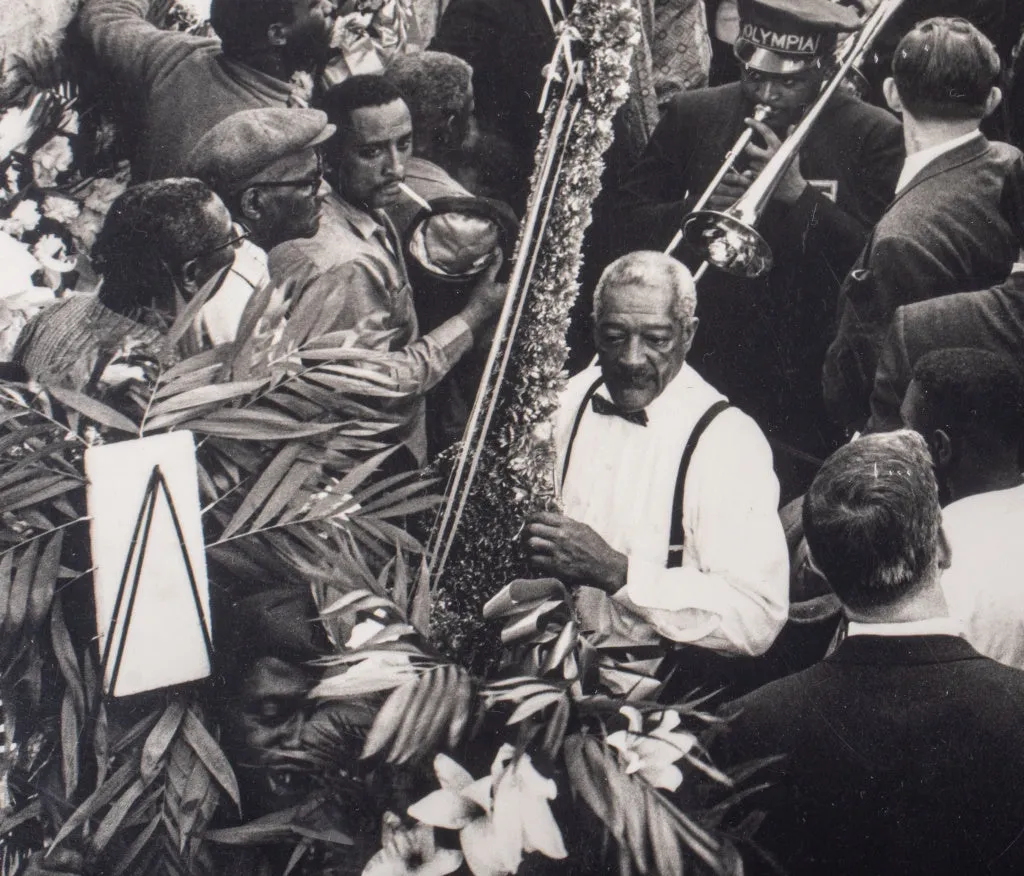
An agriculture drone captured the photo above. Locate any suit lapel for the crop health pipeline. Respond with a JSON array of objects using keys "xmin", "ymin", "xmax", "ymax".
[{"xmin": 888, "ymin": 134, "xmax": 990, "ymax": 210}]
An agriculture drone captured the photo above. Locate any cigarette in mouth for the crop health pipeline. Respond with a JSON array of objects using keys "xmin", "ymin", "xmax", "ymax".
[{"xmin": 398, "ymin": 182, "xmax": 432, "ymax": 212}]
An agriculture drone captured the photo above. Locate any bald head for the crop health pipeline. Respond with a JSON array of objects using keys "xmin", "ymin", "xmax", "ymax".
[{"xmin": 593, "ymin": 252, "xmax": 699, "ymax": 412}]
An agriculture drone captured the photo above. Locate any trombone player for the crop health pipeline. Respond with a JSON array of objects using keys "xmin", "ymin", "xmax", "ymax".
[{"xmin": 612, "ymin": 0, "xmax": 902, "ymax": 498}]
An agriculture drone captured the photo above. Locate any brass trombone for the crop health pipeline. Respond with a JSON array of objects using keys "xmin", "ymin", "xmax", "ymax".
[{"xmin": 666, "ymin": 0, "xmax": 905, "ymax": 279}]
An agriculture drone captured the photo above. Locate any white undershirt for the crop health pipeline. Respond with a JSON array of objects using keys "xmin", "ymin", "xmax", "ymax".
[{"xmin": 895, "ymin": 130, "xmax": 982, "ymax": 194}]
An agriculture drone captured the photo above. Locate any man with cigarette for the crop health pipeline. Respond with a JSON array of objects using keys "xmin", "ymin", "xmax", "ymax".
[{"xmin": 268, "ymin": 75, "xmax": 508, "ymax": 466}]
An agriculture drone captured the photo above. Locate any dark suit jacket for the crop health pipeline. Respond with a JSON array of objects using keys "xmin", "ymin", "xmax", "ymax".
[
  {"xmin": 712, "ymin": 634, "xmax": 1024, "ymax": 876},
  {"xmin": 823, "ymin": 135, "xmax": 1024, "ymax": 433},
  {"xmin": 612, "ymin": 83, "xmax": 902, "ymax": 460},
  {"xmin": 868, "ymin": 268, "xmax": 1024, "ymax": 431}
]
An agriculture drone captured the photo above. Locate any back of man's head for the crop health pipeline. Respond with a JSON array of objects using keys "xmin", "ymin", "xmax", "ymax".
[
  {"xmin": 909, "ymin": 347, "xmax": 1024, "ymax": 452},
  {"xmin": 211, "ymin": 0, "xmax": 291, "ymax": 59},
  {"xmin": 892, "ymin": 17, "xmax": 1000, "ymax": 121},
  {"xmin": 383, "ymin": 52, "xmax": 473, "ymax": 157},
  {"xmin": 321, "ymin": 74, "xmax": 405, "ymax": 142},
  {"xmin": 92, "ymin": 178, "xmax": 219, "ymax": 314},
  {"xmin": 803, "ymin": 431, "xmax": 941, "ymax": 612}
]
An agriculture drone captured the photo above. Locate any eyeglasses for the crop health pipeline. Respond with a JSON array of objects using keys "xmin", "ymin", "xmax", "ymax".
[
  {"xmin": 187, "ymin": 222, "xmax": 250, "ymax": 263},
  {"xmin": 246, "ymin": 155, "xmax": 325, "ymax": 192}
]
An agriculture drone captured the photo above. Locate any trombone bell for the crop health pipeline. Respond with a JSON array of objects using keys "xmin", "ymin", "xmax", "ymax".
[{"xmin": 681, "ymin": 209, "xmax": 773, "ymax": 278}]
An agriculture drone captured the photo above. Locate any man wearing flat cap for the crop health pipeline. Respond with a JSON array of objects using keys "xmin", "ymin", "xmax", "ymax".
[
  {"xmin": 186, "ymin": 107, "xmax": 333, "ymax": 343},
  {"xmin": 268, "ymin": 75, "xmax": 509, "ymax": 468},
  {"xmin": 612, "ymin": 0, "xmax": 903, "ymax": 500},
  {"xmin": 78, "ymin": 0, "xmax": 338, "ymax": 182}
]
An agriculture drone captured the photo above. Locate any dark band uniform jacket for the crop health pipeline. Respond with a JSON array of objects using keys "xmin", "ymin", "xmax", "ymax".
[
  {"xmin": 613, "ymin": 83, "xmax": 902, "ymax": 463},
  {"xmin": 710, "ymin": 633, "xmax": 1024, "ymax": 875},
  {"xmin": 868, "ymin": 267, "xmax": 1024, "ymax": 431},
  {"xmin": 824, "ymin": 135, "xmax": 1024, "ymax": 432}
]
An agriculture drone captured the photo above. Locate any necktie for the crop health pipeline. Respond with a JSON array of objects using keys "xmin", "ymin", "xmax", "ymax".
[{"xmin": 591, "ymin": 394, "xmax": 648, "ymax": 427}]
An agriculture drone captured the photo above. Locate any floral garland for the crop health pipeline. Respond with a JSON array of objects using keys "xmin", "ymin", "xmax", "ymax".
[{"xmin": 429, "ymin": 0, "xmax": 640, "ymax": 668}]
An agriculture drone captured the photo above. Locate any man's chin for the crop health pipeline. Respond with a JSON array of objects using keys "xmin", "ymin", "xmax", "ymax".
[
  {"xmin": 241, "ymin": 766, "xmax": 315, "ymax": 815},
  {"xmin": 607, "ymin": 386, "xmax": 656, "ymax": 413}
]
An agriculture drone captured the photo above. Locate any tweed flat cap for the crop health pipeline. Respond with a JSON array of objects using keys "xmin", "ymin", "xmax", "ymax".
[{"xmin": 186, "ymin": 108, "xmax": 335, "ymax": 195}]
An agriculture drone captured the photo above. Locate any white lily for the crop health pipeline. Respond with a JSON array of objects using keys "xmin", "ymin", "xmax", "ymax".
[
  {"xmin": 409, "ymin": 746, "xmax": 567, "ymax": 876},
  {"xmin": 606, "ymin": 707, "xmax": 697, "ymax": 792},
  {"xmin": 362, "ymin": 811, "xmax": 463, "ymax": 876}
]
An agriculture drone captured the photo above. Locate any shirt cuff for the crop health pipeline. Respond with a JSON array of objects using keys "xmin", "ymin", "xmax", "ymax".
[{"xmin": 426, "ymin": 315, "xmax": 475, "ymax": 364}]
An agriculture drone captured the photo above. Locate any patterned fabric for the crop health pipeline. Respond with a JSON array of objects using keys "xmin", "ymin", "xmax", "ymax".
[{"xmin": 649, "ymin": 0, "xmax": 711, "ymax": 106}]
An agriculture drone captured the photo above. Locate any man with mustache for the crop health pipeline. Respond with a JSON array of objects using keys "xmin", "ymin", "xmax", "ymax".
[
  {"xmin": 524, "ymin": 251, "xmax": 789, "ymax": 698},
  {"xmin": 268, "ymin": 74, "xmax": 509, "ymax": 468}
]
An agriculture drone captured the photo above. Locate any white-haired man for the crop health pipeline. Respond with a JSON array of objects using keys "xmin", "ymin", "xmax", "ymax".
[{"xmin": 525, "ymin": 251, "xmax": 788, "ymax": 698}]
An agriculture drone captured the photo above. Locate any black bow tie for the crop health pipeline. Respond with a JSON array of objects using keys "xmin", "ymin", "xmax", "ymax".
[{"xmin": 591, "ymin": 394, "xmax": 648, "ymax": 426}]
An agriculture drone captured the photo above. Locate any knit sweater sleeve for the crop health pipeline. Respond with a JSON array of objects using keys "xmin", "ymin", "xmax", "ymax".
[{"xmin": 78, "ymin": 0, "xmax": 211, "ymax": 90}]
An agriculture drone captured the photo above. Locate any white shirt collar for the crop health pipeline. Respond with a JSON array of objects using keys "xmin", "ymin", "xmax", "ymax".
[
  {"xmin": 895, "ymin": 130, "xmax": 982, "ymax": 194},
  {"xmin": 846, "ymin": 617, "xmax": 964, "ymax": 639},
  {"xmin": 594, "ymin": 363, "xmax": 714, "ymax": 424}
]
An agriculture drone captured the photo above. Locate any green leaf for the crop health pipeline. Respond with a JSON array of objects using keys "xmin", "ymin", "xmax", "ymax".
[
  {"xmin": 507, "ymin": 690, "xmax": 565, "ymax": 725},
  {"xmin": 186, "ymin": 410, "xmax": 340, "ymax": 442},
  {"xmin": 251, "ymin": 460, "xmax": 316, "ymax": 531},
  {"xmin": 45, "ymin": 384, "xmax": 138, "ymax": 433},
  {"xmin": 110, "ymin": 812, "xmax": 161, "ymax": 876},
  {"xmin": 1, "ymin": 474, "xmax": 83, "ymax": 514},
  {"xmin": 49, "ymin": 760, "xmax": 137, "ymax": 851},
  {"xmin": 181, "ymin": 707, "xmax": 241, "ymax": 807},
  {"xmin": 146, "ymin": 379, "xmax": 265, "ymax": 421},
  {"xmin": 27, "ymin": 529, "xmax": 62, "ymax": 635},
  {"xmin": 141, "ymin": 699, "xmax": 186, "ymax": 781},
  {"xmin": 60, "ymin": 686, "xmax": 80, "ymax": 797},
  {"xmin": 220, "ymin": 443, "xmax": 303, "ymax": 539},
  {"xmin": 1, "ymin": 538, "xmax": 41, "ymax": 664},
  {"xmin": 91, "ymin": 778, "xmax": 146, "ymax": 853}
]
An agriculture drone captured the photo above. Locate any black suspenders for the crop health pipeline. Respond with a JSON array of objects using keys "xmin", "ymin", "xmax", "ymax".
[{"xmin": 560, "ymin": 376, "xmax": 731, "ymax": 568}]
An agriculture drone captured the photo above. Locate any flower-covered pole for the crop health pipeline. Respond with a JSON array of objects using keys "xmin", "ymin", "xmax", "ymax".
[{"xmin": 428, "ymin": 0, "xmax": 640, "ymax": 667}]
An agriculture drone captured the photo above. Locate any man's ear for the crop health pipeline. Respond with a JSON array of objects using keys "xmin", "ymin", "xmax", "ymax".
[
  {"xmin": 267, "ymin": 22, "xmax": 288, "ymax": 47},
  {"xmin": 936, "ymin": 526, "xmax": 952, "ymax": 572},
  {"xmin": 882, "ymin": 77, "xmax": 903, "ymax": 114},
  {"xmin": 177, "ymin": 257, "xmax": 205, "ymax": 301},
  {"xmin": 983, "ymin": 85, "xmax": 1003, "ymax": 118},
  {"xmin": 931, "ymin": 428, "xmax": 954, "ymax": 470},
  {"xmin": 239, "ymin": 187, "xmax": 263, "ymax": 223}
]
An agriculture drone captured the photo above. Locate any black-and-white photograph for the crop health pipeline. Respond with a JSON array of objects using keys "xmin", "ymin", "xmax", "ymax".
[{"xmin": 1, "ymin": 0, "xmax": 1023, "ymax": 873}]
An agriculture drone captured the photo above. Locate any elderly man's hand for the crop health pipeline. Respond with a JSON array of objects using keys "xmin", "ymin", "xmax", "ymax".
[{"xmin": 524, "ymin": 512, "xmax": 628, "ymax": 594}]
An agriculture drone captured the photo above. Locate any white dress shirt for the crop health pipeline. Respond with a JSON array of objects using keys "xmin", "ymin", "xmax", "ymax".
[
  {"xmin": 939, "ymin": 482, "xmax": 1024, "ymax": 669},
  {"xmin": 895, "ymin": 130, "xmax": 982, "ymax": 194},
  {"xmin": 846, "ymin": 617, "xmax": 963, "ymax": 639},
  {"xmin": 555, "ymin": 363, "xmax": 789, "ymax": 656}
]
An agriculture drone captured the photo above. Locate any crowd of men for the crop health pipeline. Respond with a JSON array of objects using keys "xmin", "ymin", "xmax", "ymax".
[{"xmin": 16, "ymin": 0, "xmax": 1024, "ymax": 872}]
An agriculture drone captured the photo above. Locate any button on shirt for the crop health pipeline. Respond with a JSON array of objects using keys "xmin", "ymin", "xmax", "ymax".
[
  {"xmin": 268, "ymin": 191, "xmax": 475, "ymax": 464},
  {"xmin": 555, "ymin": 363, "xmax": 789, "ymax": 656}
]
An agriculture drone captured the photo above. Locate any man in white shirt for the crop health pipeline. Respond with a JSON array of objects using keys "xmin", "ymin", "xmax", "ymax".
[
  {"xmin": 900, "ymin": 347, "xmax": 1024, "ymax": 669},
  {"xmin": 524, "ymin": 251, "xmax": 789, "ymax": 686},
  {"xmin": 824, "ymin": 16, "xmax": 1024, "ymax": 434},
  {"xmin": 709, "ymin": 430, "xmax": 1024, "ymax": 876}
]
